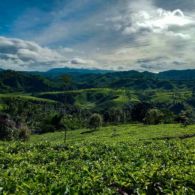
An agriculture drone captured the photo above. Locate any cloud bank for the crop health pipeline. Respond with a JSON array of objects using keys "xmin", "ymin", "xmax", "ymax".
[{"xmin": 104, "ymin": 0, "xmax": 195, "ymax": 72}]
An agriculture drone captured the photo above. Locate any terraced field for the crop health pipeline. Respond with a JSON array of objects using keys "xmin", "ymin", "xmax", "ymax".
[{"xmin": 0, "ymin": 93, "xmax": 57, "ymax": 104}]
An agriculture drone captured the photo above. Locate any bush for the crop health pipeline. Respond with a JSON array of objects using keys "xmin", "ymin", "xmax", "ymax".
[
  {"xmin": 132, "ymin": 102, "xmax": 152, "ymax": 122},
  {"xmin": 39, "ymin": 114, "xmax": 65, "ymax": 133},
  {"xmin": 144, "ymin": 109, "xmax": 164, "ymax": 125},
  {"xmin": 63, "ymin": 115, "xmax": 84, "ymax": 130},
  {"xmin": 18, "ymin": 124, "xmax": 31, "ymax": 141},
  {"xmin": 176, "ymin": 110, "xmax": 191, "ymax": 127},
  {"xmin": 88, "ymin": 113, "xmax": 103, "ymax": 130}
]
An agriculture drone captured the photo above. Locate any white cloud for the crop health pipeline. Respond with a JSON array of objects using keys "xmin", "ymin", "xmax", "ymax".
[
  {"xmin": 69, "ymin": 57, "xmax": 95, "ymax": 65},
  {"xmin": 0, "ymin": 36, "xmax": 96, "ymax": 71},
  {"xmin": 98, "ymin": 0, "xmax": 195, "ymax": 72},
  {"xmin": 113, "ymin": 6, "xmax": 195, "ymax": 39},
  {"xmin": 70, "ymin": 58, "xmax": 88, "ymax": 65}
]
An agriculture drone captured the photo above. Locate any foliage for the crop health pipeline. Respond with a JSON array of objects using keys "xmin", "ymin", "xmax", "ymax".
[
  {"xmin": 18, "ymin": 124, "xmax": 31, "ymax": 141},
  {"xmin": 39, "ymin": 114, "xmax": 65, "ymax": 133},
  {"xmin": 0, "ymin": 124, "xmax": 195, "ymax": 194},
  {"xmin": 131, "ymin": 102, "xmax": 152, "ymax": 122},
  {"xmin": 0, "ymin": 70, "xmax": 60, "ymax": 93},
  {"xmin": 88, "ymin": 113, "xmax": 103, "ymax": 130},
  {"xmin": 144, "ymin": 108, "xmax": 164, "ymax": 125},
  {"xmin": 63, "ymin": 115, "xmax": 85, "ymax": 130},
  {"xmin": 176, "ymin": 110, "xmax": 191, "ymax": 127}
]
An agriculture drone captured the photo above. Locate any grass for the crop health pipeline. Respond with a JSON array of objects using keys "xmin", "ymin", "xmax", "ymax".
[
  {"xmin": 28, "ymin": 124, "xmax": 195, "ymax": 144},
  {"xmin": 0, "ymin": 93, "xmax": 57, "ymax": 104},
  {"xmin": 1, "ymin": 124, "xmax": 195, "ymax": 194},
  {"xmin": 37, "ymin": 88, "xmax": 193, "ymax": 107}
]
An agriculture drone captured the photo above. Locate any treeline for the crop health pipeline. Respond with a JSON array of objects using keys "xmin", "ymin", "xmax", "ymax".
[{"xmin": 1, "ymin": 97, "xmax": 194, "ymax": 141}]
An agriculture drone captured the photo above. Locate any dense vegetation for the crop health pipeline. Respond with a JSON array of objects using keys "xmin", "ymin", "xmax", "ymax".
[
  {"xmin": 0, "ymin": 70, "xmax": 60, "ymax": 92},
  {"xmin": 1, "ymin": 124, "xmax": 195, "ymax": 194},
  {"xmin": 2, "ymin": 69, "xmax": 195, "ymax": 93}
]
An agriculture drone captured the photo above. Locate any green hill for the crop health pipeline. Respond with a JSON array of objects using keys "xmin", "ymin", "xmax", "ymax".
[
  {"xmin": 158, "ymin": 69, "xmax": 195, "ymax": 80},
  {"xmin": 37, "ymin": 88, "xmax": 140, "ymax": 111},
  {"xmin": 1, "ymin": 69, "xmax": 195, "ymax": 93},
  {"xmin": 0, "ymin": 70, "xmax": 60, "ymax": 93}
]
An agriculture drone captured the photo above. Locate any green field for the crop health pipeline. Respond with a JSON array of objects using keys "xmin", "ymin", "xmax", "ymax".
[
  {"xmin": 0, "ymin": 93, "xmax": 57, "ymax": 104},
  {"xmin": 1, "ymin": 124, "xmax": 195, "ymax": 194},
  {"xmin": 0, "ymin": 89, "xmax": 193, "ymax": 112},
  {"xmin": 37, "ymin": 88, "xmax": 193, "ymax": 111}
]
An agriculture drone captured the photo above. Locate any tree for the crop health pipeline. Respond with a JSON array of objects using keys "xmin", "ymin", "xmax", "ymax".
[
  {"xmin": 144, "ymin": 109, "xmax": 164, "ymax": 125},
  {"xmin": 88, "ymin": 113, "xmax": 103, "ymax": 130},
  {"xmin": 0, "ymin": 112, "xmax": 17, "ymax": 140},
  {"xmin": 131, "ymin": 102, "xmax": 151, "ymax": 122},
  {"xmin": 176, "ymin": 110, "xmax": 190, "ymax": 127},
  {"xmin": 60, "ymin": 75, "xmax": 73, "ymax": 90},
  {"xmin": 40, "ymin": 114, "xmax": 65, "ymax": 133}
]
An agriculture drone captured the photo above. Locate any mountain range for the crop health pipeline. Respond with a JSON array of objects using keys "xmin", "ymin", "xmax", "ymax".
[
  {"xmin": 38, "ymin": 67, "xmax": 195, "ymax": 80},
  {"xmin": 0, "ymin": 67, "xmax": 195, "ymax": 93}
]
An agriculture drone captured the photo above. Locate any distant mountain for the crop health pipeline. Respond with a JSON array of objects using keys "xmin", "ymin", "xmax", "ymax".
[
  {"xmin": 75, "ymin": 70, "xmax": 162, "ymax": 89},
  {"xmin": 73, "ymin": 70, "xmax": 195, "ymax": 90},
  {"xmin": 0, "ymin": 70, "xmax": 60, "ymax": 93},
  {"xmin": 1, "ymin": 68, "xmax": 195, "ymax": 93},
  {"xmin": 158, "ymin": 69, "xmax": 195, "ymax": 80},
  {"xmin": 29, "ymin": 67, "xmax": 195, "ymax": 81},
  {"xmin": 32, "ymin": 67, "xmax": 113, "ymax": 78}
]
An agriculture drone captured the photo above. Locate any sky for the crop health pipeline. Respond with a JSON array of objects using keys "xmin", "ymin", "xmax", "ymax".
[{"xmin": 0, "ymin": 0, "xmax": 195, "ymax": 72}]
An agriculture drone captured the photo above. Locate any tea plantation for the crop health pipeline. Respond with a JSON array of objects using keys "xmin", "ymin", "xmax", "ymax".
[{"xmin": 0, "ymin": 124, "xmax": 195, "ymax": 194}]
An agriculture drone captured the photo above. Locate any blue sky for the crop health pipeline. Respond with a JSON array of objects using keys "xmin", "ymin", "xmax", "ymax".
[{"xmin": 0, "ymin": 0, "xmax": 195, "ymax": 72}]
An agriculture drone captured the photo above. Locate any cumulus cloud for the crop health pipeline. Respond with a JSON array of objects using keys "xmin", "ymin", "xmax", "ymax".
[
  {"xmin": 0, "ymin": 36, "xmax": 66, "ymax": 70},
  {"xmin": 109, "ymin": 0, "xmax": 195, "ymax": 40},
  {"xmin": 0, "ymin": 36, "xmax": 95, "ymax": 71},
  {"xmin": 100, "ymin": 0, "xmax": 195, "ymax": 71},
  {"xmin": 137, "ymin": 57, "xmax": 187, "ymax": 72}
]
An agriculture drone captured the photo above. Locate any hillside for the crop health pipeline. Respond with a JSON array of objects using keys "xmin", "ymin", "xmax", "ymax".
[
  {"xmin": 35, "ymin": 68, "xmax": 195, "ymax": 81},
  {"xmin": 37, "ymin": 88, "xmax": 139, "ymax": 111},
  {"xmin": 1, "ymin": 69, "xmax": 195, "ymax": 93},
  {"xmin": 32, "ymin": 67, "xmax": 113, "ymax": 78},
  {"xmin": 74, "ymin": 70, "xmax": 195, "ymax": 89},
  {"xmin": 0, "ymin": 70, "xmax": 60, "ymax": 92},
  {"xmin": 159, "ymin": 69, "xmax": 195, "ymax": 80},
  {"xmin": 38, "ymin": 88, "xmax": 192, "ymax": 104}
]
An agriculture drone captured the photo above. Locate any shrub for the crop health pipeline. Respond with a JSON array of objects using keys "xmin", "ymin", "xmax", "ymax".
[
  {"xmin": 132, "ymin": 102, "xmax": 151, "ymax": 122},
  {"xmin": 18, "ymin": 124, "xmax": 31, "ymax": 141},
  {"xmin": 176, "ymin": 110, "xmax": 191, "ymax": 127},
  {"xmin": 63, "ymin": 116, "xmax": 84, "ymax": 130},
  {"xmin": 88, "ymin": 113, "xmax": 103, "ymax": 130},
  {"xmin": 144, "ymin": 109, "xmax": 164, "ymax": 125},
  {"xmin": 39, "ymin": 114, "xmax": 65, "ymax": 133}
]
